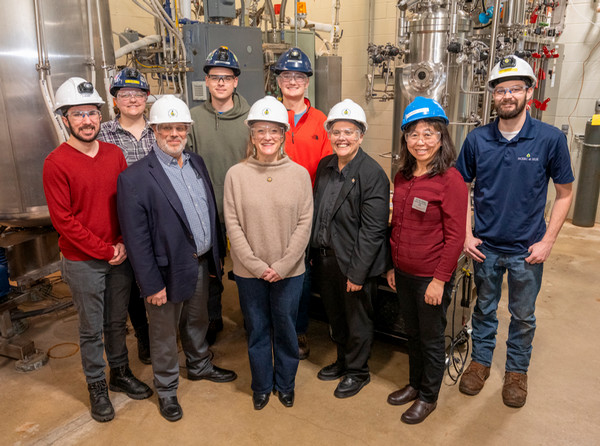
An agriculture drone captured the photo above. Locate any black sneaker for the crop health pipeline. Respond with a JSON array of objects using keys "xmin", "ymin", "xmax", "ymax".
[
  {"xmin": 109, "ymin": 365, "xmax": 153, "ymax": 400},
  {"xmin": 88, "ymin": 380, "xmax": 115, "ymax": 422}
]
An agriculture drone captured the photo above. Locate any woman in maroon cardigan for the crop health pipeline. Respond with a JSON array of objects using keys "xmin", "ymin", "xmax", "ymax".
[{"xmin": 386, "ymin": 97, "xmax": 468, "ymax": 424}]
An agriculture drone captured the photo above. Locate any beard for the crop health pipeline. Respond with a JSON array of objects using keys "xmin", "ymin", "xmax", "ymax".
[
  {"xmin": 157, "ymin": 136, "xmax": 187, "ymax": 159},
  {"xmin": 67, "ymin": 122, "xmax": 100, "ymax": 143},
  {"xmin": 496, "ymin": 95, "xmax": 527, "ymax": 120}
]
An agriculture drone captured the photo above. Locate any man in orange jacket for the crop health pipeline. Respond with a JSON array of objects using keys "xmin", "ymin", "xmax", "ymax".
[{"xmin": 272, "ymin": 47, "xmax": 332, "ymax": 359}]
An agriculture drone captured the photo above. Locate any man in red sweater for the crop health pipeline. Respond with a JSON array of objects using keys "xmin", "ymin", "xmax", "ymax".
[
  {"xmin": 43, "ymin": 78, "xmax": 152, "ymax": 423},
  {"xmin": 272, "ymin": 48, "xmax": 332, "ymax": 359}
]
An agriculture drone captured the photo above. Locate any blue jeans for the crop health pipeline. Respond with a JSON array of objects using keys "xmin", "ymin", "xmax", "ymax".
[
  {"xmin": 472, "ymin": 247, "xmax": 543, "ymax": 373},
  {"xmin": 235, "ymin": 274, "xmax": 303, "ymax": 394},
  {"xmin": 62, "ymin": 258, "xmax": 132, "ymax": 383}
]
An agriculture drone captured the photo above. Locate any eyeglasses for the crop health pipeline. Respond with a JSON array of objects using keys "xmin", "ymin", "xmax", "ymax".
[
  {"xmin": 251, "ymin": 126, "xmax": 284, "ymax": 139},
  {"xmin": 328, "ymin": 128, "xmax": 361, "ymax": 139},
  {"xmin": 67, "ymin": 110, "xmax": 101, "ymax": 121},
  {"xmin": 207, "ymin": 74, "xmax": 236, "ymax": 83},
  {"xmin": 156, "ymin": 123, "xmax": 190, "ymax": 134},
  {"xmin": 278, "ymin": 72, "xmax": 309, "ymax": 84},
  {"xmin": 493, "ymin": 85, "xmax": 527, "ymax": 97},
  {"xmin": 116, "ymin": 91, "xmax": 147, "ymax": 100},
  {"xmin": 405, "ymin": 131, "xmax": 441, "ymax": 144}
]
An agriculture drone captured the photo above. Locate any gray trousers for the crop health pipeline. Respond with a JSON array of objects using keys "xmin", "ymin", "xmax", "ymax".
[
  {"xmin": 62, "ymin": 257, "xmax": 132, "ymax": 383},
  {"xmin": 144, "ymin": 258, "xmax": 212, "ymax": 398}
]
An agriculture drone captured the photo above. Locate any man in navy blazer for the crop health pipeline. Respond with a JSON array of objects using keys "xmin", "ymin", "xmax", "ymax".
[{"xmin": 117, "ymin": 96, "xmax": 237, "ymax": 422}]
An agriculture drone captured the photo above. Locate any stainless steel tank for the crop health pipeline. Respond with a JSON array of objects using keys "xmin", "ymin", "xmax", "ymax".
[
  {"xmin": 391, "ymin": 3, "xmax": 472, "ymax": 178},
  {"xmin": 0, "ymin": 0, "xmax": 115, "ymax": 227}
]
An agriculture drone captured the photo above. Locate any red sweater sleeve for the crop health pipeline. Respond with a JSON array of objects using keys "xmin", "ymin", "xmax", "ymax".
[{"xmin": 433, "ymin": 168, "xmax": 468, "ymax": 282}]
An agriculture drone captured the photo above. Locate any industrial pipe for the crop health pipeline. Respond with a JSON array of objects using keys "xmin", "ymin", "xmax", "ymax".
[
  {"xmin": 115, "ymin": 35, "xmax": 161, "ymax": 59},
  {"xmin": 33, "ymin": 0, "xmax": 68, "ymax": 143},
  {"xmin": 573, "ymin": 109, "xmax": 600, "ymax": 227},
  {"xmin": 86, "ymin": 0, "xmax": 96, "ymax": 87},
  {"xmin": 280, "ymin": 0, "xmax": 288, "ymax": 43},
  {"xmin": 288, "ymin": 17, "xmax": 335, "ymax": 33},
  {"xmin": 95, "ymin": 0, "xmax": 115, "ymax": 119},
  {"xmin": 179, "ymin": 0, "xmax": 191, "ymax": 20},
  {"xmin": 481, "ymin": 0, "xmax": 502, "ymax": 125},
  {"xmin": 264, "ymin": 0, "xmax": 278, "ymax": 43}
]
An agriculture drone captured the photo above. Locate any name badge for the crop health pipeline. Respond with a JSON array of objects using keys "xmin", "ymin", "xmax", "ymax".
[{"xmin": 412, "ymin": 197, "xmax": 428, "ymax": 213}]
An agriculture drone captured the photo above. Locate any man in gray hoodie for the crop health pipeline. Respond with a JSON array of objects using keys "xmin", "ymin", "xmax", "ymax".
[{"xmin": 189, "ymin": 46, "xmax": 250, "ymax": 344}]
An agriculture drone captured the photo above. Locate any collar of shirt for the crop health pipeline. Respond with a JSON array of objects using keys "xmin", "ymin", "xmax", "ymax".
[
  {"xmin": 488, "ymin": 112, "xmax": 536, "ymax": 143},
  {"xmin": 326, "ymin": 151, "xmax": 361, "ymax": 178},
  {"xmin": 106, "ymin": 115, "xmax": 152, "ymax": 135},
  {"xmin": 153, "ymin": 144, "xmax": 190, "ymax": 167}
]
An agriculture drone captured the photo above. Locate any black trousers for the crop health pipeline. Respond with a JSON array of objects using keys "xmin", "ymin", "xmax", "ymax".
[
  {"xmin": 395, "ymin": 269, "xmax": 454, "ymax": 403},
  {"xmin": 128, "ymin": 283, "xmax": 149, "ymax": 333},
  {"xmin": 314, "ymin": 250, "xmax": 376, "ymax": 377}
]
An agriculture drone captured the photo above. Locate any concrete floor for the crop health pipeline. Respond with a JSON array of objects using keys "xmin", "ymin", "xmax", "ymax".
[{"xmin": 1, "ymin": 222, "xmax": 599, "ymax": 446}]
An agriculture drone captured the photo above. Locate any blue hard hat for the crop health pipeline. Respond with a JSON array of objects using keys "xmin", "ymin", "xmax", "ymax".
[
  {"xmin": 110, "ymin": 68, "xmax": 150, "ymax": 97},
  {"xmin": 401, "ymin": 96, "xmax": 449, "ymax": 130},
  {"xmin": 272, "ymin": 47, "xmax": 313, "ymax": 76},
  {"xmin": 204, "ymin": 46, "xmax": 241, "ymax": 76}
]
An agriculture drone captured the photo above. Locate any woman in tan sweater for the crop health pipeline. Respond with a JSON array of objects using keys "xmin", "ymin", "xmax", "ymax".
[{"xmin": 224, "ymin": 96, "xmax": 313, "ymax": 410}]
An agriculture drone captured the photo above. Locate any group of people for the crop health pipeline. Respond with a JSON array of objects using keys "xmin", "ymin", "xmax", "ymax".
[{"xmin": 42, "ymin": 47, "xmax": 573, "ymax": 426}]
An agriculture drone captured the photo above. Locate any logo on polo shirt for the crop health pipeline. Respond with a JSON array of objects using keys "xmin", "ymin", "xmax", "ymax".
[{"xmin": 517, "ymin": 152, "xmax": 539, "ymax": 161}]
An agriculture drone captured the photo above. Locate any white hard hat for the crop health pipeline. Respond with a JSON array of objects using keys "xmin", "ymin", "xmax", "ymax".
[
  {"xmin": 488, "ymin": 55, "xmax": 537, "ymax": 91},
  {"xmin": 148, "ymin": 95, "xmax": 193, "ymax": 125},
  {"xmin": 245, "ymin": 95, "xmax": 290, "ymax": 131},
  {"xmin": 54, "ymin": 77, "xmax": 105, "ymax": 113},
  {"xmin": 324, "ymin": 99, "xmax": 368, "ymax": 133}
]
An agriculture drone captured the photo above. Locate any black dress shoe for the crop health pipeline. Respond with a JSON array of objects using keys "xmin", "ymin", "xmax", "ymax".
[
  {"xmin": 274, "ymin": 389, "xmax": 294, "ymax": 407},
  {"xmin": 109, "ymin": 365, "xmax": 153, "ymax": 399},
  {"xmin": 206, "ymin": 318, "xmax": 224, "ymax": 346},
  {"xmin": 159, "ymin": 396, "xmax": 183, "ymax": 422},
  {"xmin": 188, "ymin": 364, "xmax": 237, "ymax": 383},
  {"xmin": 334, "ymin": 375, "xmax": 370, "ymax": 399},
  {"xmin": 387, "ymin": 384, "xmax": 419, "ymax": 406},
  {"xmin": 88, "ymin": 380, "xmax": 114, "ymax": 422},
  {"xmin": 317, "ymin": 361, "xmax": 346, "ymax": 381},
  {"xmin": 401, "ymin": 399, "xmax": 437, "ymax": 424},
  {"xmin": 252, "ymin": 392, "xmax": 270, "ymax": 410}
]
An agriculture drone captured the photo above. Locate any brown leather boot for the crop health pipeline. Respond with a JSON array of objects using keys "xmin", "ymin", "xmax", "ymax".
[
  {"xmin": 502, "ymin": 371, "xmax": 527, "ymax": 407},
  {"xmin": 459, "ymin": 361, "xmax": 491, "ymax": 395}
]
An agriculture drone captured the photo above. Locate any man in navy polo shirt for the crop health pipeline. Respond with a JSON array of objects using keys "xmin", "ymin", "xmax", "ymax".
[{"xmin": 456, "ymin": 56, "xmax": 573, "ymax": 408}]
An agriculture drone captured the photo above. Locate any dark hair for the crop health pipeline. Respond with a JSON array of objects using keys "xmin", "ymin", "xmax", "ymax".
[
  {"xmin": 398, "ymin": 118, "xmax": 456, "ymax": 180},
  {"xmin": 326, "ymin": 119, "xmax": 366, "ymax": 134}
]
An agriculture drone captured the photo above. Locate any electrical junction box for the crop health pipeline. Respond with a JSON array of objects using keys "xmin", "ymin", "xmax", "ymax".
[{"xmin": 182, "ymin": 23, "xmax": 264, "ymax": 108}]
